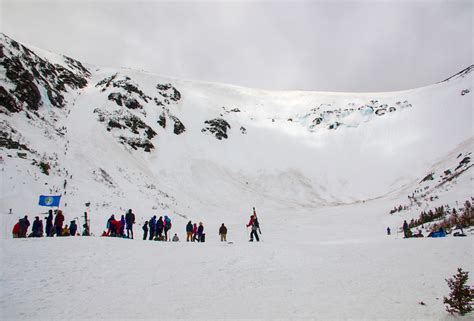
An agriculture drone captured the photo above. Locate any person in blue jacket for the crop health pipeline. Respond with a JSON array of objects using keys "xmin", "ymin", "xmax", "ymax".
[
  {"xmin": 149, "ymin": 215, "xmax": 157, "ymax": 240},
  {"xmin": 69, "ymin": 220, "xmax": 77, "ymax": 236}
]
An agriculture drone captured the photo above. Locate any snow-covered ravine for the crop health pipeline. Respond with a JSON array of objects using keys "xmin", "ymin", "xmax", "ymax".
[{"xmin": 1, "ymin": 33, "xmax": 473, "ymax": 320}]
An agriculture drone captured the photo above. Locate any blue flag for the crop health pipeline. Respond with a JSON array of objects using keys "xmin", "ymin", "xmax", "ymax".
[{"xmin": 38, "ymin": 195, "xmax": 61, "ymax": 207}]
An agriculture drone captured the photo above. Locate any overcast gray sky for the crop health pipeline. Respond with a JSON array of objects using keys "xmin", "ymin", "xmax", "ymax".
[{"xmin": 1, "ymin": 0, "xmax": 472, "ymax": 92}]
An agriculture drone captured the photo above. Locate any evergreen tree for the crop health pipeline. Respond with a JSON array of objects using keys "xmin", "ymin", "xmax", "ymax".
[{"xmin": 443, "ymin": 268, "xmax": 474, "ymax": 315}]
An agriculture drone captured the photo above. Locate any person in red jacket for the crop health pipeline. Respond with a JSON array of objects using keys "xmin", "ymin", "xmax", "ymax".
[
  {"xmin": 12, "ymin": 220, "xmax": 21, "ymax": 238},
  {"xmin": 192, "ymin": 223, "xmax": 198, "ymax": 242},
  {"xmin": 246, "ymin": 209, "xmax": 261, "ymax": 242},
  {"xmin": 54, "ymin": 210, "xmax": 65, "ymax": 237}
]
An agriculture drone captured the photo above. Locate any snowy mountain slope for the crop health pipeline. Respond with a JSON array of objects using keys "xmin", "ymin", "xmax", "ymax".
[{"xmin": 1, "ymin": 32, "xmax": 472, "ymax": 231}]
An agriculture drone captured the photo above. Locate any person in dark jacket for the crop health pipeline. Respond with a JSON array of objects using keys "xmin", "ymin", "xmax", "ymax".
[
  {"xmin": 54, "ymin": 210, "xmax": 65, "ymax": 237},
  {"xmin": 156, "ymin": 216, "xmax": 164, "ymax": 239},
  {"xmin": 149, "ymin": 215, "xmax": 157, "ymax": 240},
  {"xmin": 247, "ymin": 214, "xmax": 260, "ymax": 242},
  {"xmin": 31, "ymin": 216, "xmax": 43, "ymax": 237},
  {"xmin": 69, "ymin": 220, "xmax": 77, "ymax": 236},
  {"xmin": 125, "ymin": 209, "xmax": 135, "ymax": 239},
  {"xmin": 402, "ymin": 220, "xmax": 409, "ymax": 238},
  {"xmin": 219, "ymin": 223, "xmax": 227, "ymax": 242},
  {"xmin": 107, "ymin": 215, "xmax": 117, "ymax": 236},
  {"xmin": 45, "ymin": 210, "xmax": 53, "ymax": 237},
  {"xmin": 163, "ymin": 216, "xmax": 172, "ymax": 241},
  {"xmin": 120, "ymin": 215, "xmax": 125, "ymax": 237},
  {"xmin": 19, "ymin": 215, "xmax": 30, "ymax": 238},
  {"xmin": 197, "ymin": 222, "xmax": 204, "ymax": 242},
  {"xmin": 142, "ymin": 221, "xmax": 149, "ymax": 240},
  {"xmin": 186, "ymin": 221, "xmax": 193, "ymax": 242}
]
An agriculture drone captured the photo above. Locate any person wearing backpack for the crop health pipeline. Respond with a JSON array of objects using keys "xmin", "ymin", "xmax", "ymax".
[
  {"xmin": 186, "ymin": 221, "xmax": 193, "ymax": 242},
  {"xmin": 164, "ymin": 216, "xmax": 172, "ymax": 241},
  {"xmin": 247, "ymin": 214, "xmax": 261, "ymax": 242},
  {"xmin": 69, "ymin": 220, "xmax": 77, "ymax": 236}
]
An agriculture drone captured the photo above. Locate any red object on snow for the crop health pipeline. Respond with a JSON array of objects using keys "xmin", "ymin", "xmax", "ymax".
[{"xmin": 12, "ymin": 223, "xmax": 20, "ymax": 234}]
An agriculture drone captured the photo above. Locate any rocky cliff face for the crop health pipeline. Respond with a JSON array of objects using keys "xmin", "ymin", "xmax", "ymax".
[{"xmin": 0, "ymin": 33, "xmax": 90, "ymax": 113}]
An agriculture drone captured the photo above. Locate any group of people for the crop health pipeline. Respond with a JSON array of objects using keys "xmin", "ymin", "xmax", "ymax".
[
  {"xmin": 141, "ymin": 215, "xmax": 172, "ymax": 241},
  {"xmin": 12, "ymin": 209, "xmax": 89, "ymax": 238},
  {"xmin": 12, "ymin": 207, "xmax": 263, "ymax": 243},
  {"xmin": 103, "ymin": 209, "xmax": 136, "ymax": 238}
]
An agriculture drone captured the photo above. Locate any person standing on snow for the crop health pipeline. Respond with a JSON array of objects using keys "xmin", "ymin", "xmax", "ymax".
[
  {"xmin": 164, "ymin": 216, "xmax": 172, "ymax": 241},
  {"xmin": 219, "ymin": 223, "xmax": 227, "ymax": 242},
  {"xmin": 120, "ymin": 215, "xmax": 126, "ymax": 237},
  {"xmin": 125, "ymin": 209, "xmax": 135, "ymax": 239},
  {"xmin": 142, "ymin": 221, "xmax": 149, "ymax": 240},
  {"xmin": 402, "ymin": 220, "xmax": 409, "ymax": 238},
  {"xmin": 19, "ymin": 215, "xmax": 30, "ymax": 238},
  {"xmin": 186, "ymin": 221, "xmax": 193, "ymax": 242},
  {"xmin": 45, "ymin": 210, "xmax": 53, "ymax": 237},
  {"xmin": 54, "ymin": 210, "xmax": 65, "ymax": 237},
  {"xmin": 192, "ymin": 223, "xmax": 198, "ymax": 242},
  {"xmin": 149, "ymin": 215, "xmax": 157, "ymax": 240},
  {"xmin": 69, "ymin": 220, "xmax": 77, "ymax": 236},
  {"xmin": 197, "ymin": 222, "xmax": 204, "ymax": 242},
  {"xmin": 247, "ymin": 213, "xmax": 261, "ymax": 242},
  {"xmin": 156, "ymin": 216, "xmax": 164, "ymax": 240}
]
